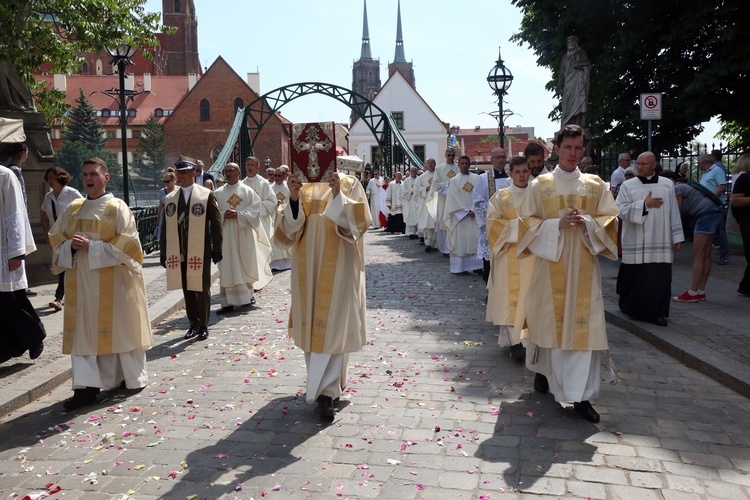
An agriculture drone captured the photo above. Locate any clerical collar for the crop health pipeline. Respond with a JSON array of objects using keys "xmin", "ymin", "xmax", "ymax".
[
  {"xmin": 493, "ymin": 169, "xmax": 506, "ymax": 178},
  {"xmin": 554, "ymin": 166, "xmax": 580, "ymax": 177},
  {"xmin": 181, "ymin": 184, "xmax": 194, "ymax": 203},
  {"xmin": 637, "ymin": 174, "xmax": 658, "ymax": 184}
]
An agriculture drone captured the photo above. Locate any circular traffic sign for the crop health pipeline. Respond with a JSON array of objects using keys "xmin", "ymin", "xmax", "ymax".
[{"xmin": 644, "ymin": 96, "xmax": 659, "ymax": 109}]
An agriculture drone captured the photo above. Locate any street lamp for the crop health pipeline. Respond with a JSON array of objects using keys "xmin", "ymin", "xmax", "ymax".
[
  {"xmin": 105, "ymin": 42, "xmax": 139, "ymax": 206},
  {"xmin": 264, "ymin": 156, "xmax": 271, "ymax": 169},
  {"xmin": 487, "ymin": 46, "xmax": 514, "ymax": 149}
]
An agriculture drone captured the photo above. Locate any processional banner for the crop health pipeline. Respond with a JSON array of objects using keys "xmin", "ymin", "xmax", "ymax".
[{"xmin": 290, "ymin": 122, "xmax": 337, "ymax": 183}]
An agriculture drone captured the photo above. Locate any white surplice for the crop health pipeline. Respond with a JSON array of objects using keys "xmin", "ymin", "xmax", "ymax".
[
  {"xmin": 443, "ymin": 172, "xmax": 483, "ymax": 273},
  {"xmin": 215, "ymin": 181, "xmax": 272, "ymax": 304},
  {"xmin": 401, "ymin": 175, "xmax": 419, "ymax": 235},
  {"xmin": 270, "ymin": 182, "xmax": 293, "ymax": 270}
]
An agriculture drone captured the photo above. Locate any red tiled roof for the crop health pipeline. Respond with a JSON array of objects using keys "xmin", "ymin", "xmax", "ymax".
[
  {"xmin": 35, "ymin": 74, "xmax": 191, "ymax": 126},
  {"xmin": 465, "ymin": 138, "xmax": 551, "ymax": 164}
]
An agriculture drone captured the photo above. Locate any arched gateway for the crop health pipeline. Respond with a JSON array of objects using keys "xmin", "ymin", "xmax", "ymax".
[{"xmin": 209, "ymin": 82, "xmax": 423, "ymax": 176}]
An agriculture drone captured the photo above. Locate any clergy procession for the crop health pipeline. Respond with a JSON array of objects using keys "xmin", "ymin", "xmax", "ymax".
[
  {"xmin": 0, "ymin": 123, "xmax": 712, "ymax": 423},
  {"xmin": 5, "ymin": 135, "xmax": 750, "ymax": 498}
]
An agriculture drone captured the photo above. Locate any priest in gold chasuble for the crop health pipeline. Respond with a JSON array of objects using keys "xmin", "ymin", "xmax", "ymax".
[
  {"xmin": 275, "ymin": 171, "xmax": 371, "ymax": 419},
  {"xmin": 486, "ymin": 157, "xmax": 532, "ymax": 357},
  {"xmin": 49, "ymin": 158, "xmax": 152, "ymax": 411},
  {"xmin": 517, "ymin": 125, "xmax": 618, "ymax": 423}
]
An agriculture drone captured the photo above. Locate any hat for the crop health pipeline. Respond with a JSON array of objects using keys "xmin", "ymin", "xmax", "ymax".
[{"xmin": 175, "ymin": 155, "xmax": 197, "ymax": 171}]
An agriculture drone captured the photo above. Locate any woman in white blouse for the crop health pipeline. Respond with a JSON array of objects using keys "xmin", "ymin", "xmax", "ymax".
[{"xmin": 40, "ymin": 167, "xmax": 83, "ymax": 311}]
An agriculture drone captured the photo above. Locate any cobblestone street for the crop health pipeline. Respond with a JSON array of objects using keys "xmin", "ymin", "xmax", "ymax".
[{"xmin": 2, "ymin": 230, "xmax": 750, "ymax": 499}]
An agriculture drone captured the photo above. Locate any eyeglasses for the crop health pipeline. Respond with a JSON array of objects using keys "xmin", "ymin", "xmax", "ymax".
[
  {"xmin": 224, "ymin": 169, "xmax": 239, "ymax": 174},
  {"xmin": 274, "ymin": 174, "xmax": 285, "ymax": 178}
]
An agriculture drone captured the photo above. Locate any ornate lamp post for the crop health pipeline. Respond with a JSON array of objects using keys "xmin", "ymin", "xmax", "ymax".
[
  {"xmin": 487, "ymin": 47, "xmax": 514, "ymax": 149},
  {"xmin": 105, "ymin": 42, "xmax": 139, "ymax": 206}
]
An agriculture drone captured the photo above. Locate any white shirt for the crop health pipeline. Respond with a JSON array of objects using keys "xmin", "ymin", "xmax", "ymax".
[{"xmin": 41, "ymin": 185, "xmax": 83, "ymax": 223}]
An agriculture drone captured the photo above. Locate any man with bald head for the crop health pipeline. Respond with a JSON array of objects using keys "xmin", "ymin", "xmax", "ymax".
[{"xmin": 616, "ymin": 151, "xmax": 683, "ymax": 327}]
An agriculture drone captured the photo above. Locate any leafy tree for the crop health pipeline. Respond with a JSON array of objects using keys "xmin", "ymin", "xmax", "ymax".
[
  {"xmin": 510, "ymin": 0, "xmax": 750, "ymax": 154},
  {"xmin": 0, "ymin": 0, "xmax": 169, "ymax": 122},
  {"xmin": 134, "ymin": 113, "xmax": 165, "ymax": 189},
  {"xmin": 56, "ymin": 89, "xmax": 120, "ymax": 190}
]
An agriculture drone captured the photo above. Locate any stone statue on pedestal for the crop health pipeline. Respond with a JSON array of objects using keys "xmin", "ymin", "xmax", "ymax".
[
  {"xmin": 558, "ymin": 36, "xmax": 590, "ymax": 129},
  {"xmin": 0, "ymin": 60, "xmax": 36, "ymax": 113}
]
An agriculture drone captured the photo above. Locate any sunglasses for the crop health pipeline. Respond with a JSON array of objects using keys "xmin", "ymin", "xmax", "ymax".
[{"xmin": 163, "ymin": 179, "xmax": 174, "ymax": 183}]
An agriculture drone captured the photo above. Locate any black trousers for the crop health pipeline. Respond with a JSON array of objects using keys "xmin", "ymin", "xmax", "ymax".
[
  {"xmin": 0, "ymin": 289, "xmax": 46, "ymax": 363},
  {"xmin": 181, "ymin": 260, "xmax": 211, "ymax": 328},
  {"xmin": 617, "ymin": 262, "xmax": 672, "ymax": 321},
  {"xmin": 738, "ymin": 219, "xmax": 750, "ymax": 293},
  {"xmin": 54, "ymin": 272, "xmax": 65, "ymax": 301}
]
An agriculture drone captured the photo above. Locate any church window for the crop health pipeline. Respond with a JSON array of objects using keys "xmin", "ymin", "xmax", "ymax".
[
  {"xmin": 174, "ymin": 0, "xmax": 180, "ymax": 12},
  {"xmin": 368, "ymin": 71, "xmax": 373, "ymax": 84},
  {"xmin": 234, "ymin": 97, "xmax": 244, "ymax": 110},
  {"xmin": 200, "ymin": 99, "xmax": 210, "ymax": 121},
  {"xmin": 391, "ymin": 112, "xmax": 404, "ymax": 130},
  {"xmin": 413, "ymin": 145, "xmax": 425, "ymax": 162}
]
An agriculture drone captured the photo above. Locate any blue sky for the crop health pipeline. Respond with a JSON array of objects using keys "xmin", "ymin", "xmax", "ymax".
[{"xmin": 144, "ymin": 0, "xmax": 718, "ymax": 147}]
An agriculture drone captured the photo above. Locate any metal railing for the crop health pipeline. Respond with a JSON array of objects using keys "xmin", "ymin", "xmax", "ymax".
[{"xmin": 131, "ymin": 204, "xmax": 160, "ymax": 255}]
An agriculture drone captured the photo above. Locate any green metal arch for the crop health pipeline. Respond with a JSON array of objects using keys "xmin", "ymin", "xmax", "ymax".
[{"xmin": 240, "ymin": 82, "xmax": 424, "ymax": 172}]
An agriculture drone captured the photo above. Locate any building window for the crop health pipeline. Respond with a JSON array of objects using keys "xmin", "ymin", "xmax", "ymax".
[
  {"xmin": 174, "ymin": 0, "xmax": 180, "ymax": 11},
  {"xmin": 132, "ymin": 130, "xmax": 141, "ymax": 138},
  {"xmin": 200, "ymin": 99, "xmax": 210, "ymax": 121},
  {"xmin": 154, "ymin": 108, "xmax": 163, "ymax": 117},
  {"xmin": 101, "ymin": 109, "xmax": 111, "ymax": 117},
  {"xmin": 82, "ymin": 62, "xmax": 88, "ymax": 74},
  {"xmin": 391, "ymin": 112, "xmax": 404, "ymax": 130},
  {"xmin": 413, "ymin": 145, "xmax": 425, "ymax": 162},
  {"xmin": 234, "ymin": 98, "xmax": 244, "ymax": 110},
  {"xmin": 107, "ymin": 130, "xmax": 116, "ymax": 139},
  {"xmin": 211, "ymin": 143, "xmax": 224, "ymax": 162},
  {"xmin": 368, "ymin": 71, "xmax": 373, "ymax": 84},
  {"xmin": 127, "ymin": 109, "xmax": 136, "ymax": 117}
]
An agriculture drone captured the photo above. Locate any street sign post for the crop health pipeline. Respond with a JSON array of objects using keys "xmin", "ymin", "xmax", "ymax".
[{"xmin": 640, "ymin": 93, "xmax": 662, "ymax": 151}]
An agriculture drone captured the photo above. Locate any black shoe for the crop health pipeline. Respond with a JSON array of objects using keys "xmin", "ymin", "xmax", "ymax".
[
  {"xmin": 425, "ymin": 246, "xmax": 434, "ymax": 253},
  {"xmin": 473, "ymin": 268, "xmax": 483, "ymax": 275},
  {"xmin": 25, "ymin": 289, "xmax": 37, "ymax": 296},
  {"xmin": 738, "ymin": 288, "xmax": 750, "ymax": 297},
  {"xmin": 63, "ymin": 387, "xmax": 100, "ymax": 411},
  {"xmin": 573, "ymin": 400, "xmax": 600, "ymax": 423},
  {"xmin": 508, "ymin": 343, "xmax": 526, "ymax": 362},
  {"xmin": 29, "ymin": 344, "xmax": 44, "ymax": 360},
  {"xmin": 197, "ymin": 326, "xmax": 209, "ymax": 341},
  {"xmin": 217, "ymin": 306, "xmax": 235, "ymax": 314},
  {"xmin": 317, "ymin": 395, "xmax": 335, "ymax": 420},
  {"xmin": 250, "ymin": 296, "xmax": 256, "ymax": 306},
  {"xmin": 534, "ymin": 373, "xmax": 549, "ymax": 394},
  {"xmin": 443, "ymin": 253, "xmax": 450, "ymax": 258},
  {"xmin": 653, "ymin": 317, "xmax": 667, "ymax": 327},
  {"xmin": 184, "ymin": 326, "xmax": 198, "ymax": 340},
  {"xmin": 419, "ymin": 237, "xmax": 425, "ymax": 245}
]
